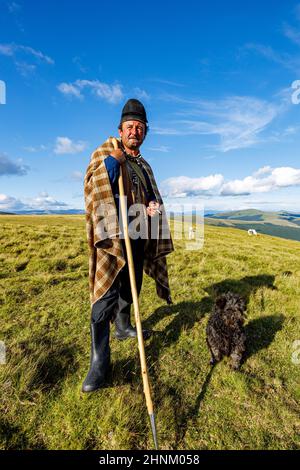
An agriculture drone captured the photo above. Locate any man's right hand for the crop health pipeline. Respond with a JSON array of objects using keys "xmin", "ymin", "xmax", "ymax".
[{"xmin": 110, "ymin": 149, "xmax": 126, "ymax": 164}]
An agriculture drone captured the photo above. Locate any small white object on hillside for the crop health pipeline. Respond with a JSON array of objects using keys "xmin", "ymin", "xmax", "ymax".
[{"xmin": 188, "ymin": 226, "xmax": 196, "ymax": 240}]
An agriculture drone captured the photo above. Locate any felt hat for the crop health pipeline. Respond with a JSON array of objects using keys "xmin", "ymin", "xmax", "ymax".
[{"xmin": 120, "ymin": 98, "xmax": 148, "ymax": 125}]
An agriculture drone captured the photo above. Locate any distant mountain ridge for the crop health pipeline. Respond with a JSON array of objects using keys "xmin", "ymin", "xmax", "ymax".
[
  {"xmin": 205, "ymin": 209, "xmax": 300, "ymax": 242},
  {"xmin": 1, "ymin": 208, "xmax": 300, "ymax": 242},
  {"xmin": 0, "ymin": 209, "xmax": 85, "ymax": 215},
  {"xmin": 1, "ymin": 209, "xmax": 221, "ymax": 216}
]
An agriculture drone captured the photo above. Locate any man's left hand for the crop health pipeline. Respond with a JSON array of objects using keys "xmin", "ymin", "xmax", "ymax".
[{"xmin": 147, "ymin": 201, "xmax": 160, "ymax": 217}]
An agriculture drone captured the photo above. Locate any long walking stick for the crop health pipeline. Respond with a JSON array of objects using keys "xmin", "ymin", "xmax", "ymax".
[{"xmin": 112, "ymin": 138, "xmax": 159, "ymax": 450}]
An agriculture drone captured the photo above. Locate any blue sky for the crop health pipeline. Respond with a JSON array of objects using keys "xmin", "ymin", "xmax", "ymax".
[{"xmin": 1, "ymin": 0, "xmax": 300, "ymax": 212}]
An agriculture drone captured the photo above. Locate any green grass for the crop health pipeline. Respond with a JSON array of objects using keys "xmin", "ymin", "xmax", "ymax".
[
  {"xmin": 205, "ymin": 209, "xmax": 300, "ymax": 242},
  {"xmin": 0, "ymin": 215, "xmax": 300, "ymax": 450}
]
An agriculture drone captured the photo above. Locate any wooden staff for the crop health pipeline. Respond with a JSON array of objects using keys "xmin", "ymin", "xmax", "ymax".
[{"xmin": 112, "ymin": 137, "xmax": 158, "ymax": 450}]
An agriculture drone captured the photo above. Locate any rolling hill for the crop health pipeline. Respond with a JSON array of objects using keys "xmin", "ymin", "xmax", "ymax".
[{"xmin": 205, "ymin": 209, "xmax": 300, "ymax": 242}]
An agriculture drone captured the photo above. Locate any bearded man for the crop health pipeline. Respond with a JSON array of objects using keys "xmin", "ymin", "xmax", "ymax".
[{"xmin": 82, "ymin": 99, "xmax": 173, "ymax": 393}]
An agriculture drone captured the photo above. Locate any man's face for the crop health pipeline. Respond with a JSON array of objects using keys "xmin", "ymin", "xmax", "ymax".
[{"xmin": 119, "ymin": 120, "xmax": 146, "ymax": 150}]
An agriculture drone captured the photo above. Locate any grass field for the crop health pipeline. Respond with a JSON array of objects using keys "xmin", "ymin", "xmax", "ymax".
[
  {"xmin": 0, "ymin": 215, "xmax": 300, "ymax": 450},
  {"xmin": 205, "ymin": 209, "xmax": 300, "ymax": 242}
]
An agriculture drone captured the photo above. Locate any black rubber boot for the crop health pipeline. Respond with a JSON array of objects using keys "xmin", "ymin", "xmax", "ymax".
[
  {"xmin": 82, "ymin": 320, "xmax": 110, "ymax": 393},
  {"xmin": 114, "ymin": 311, "xmax": 152, "ymax": 341}
]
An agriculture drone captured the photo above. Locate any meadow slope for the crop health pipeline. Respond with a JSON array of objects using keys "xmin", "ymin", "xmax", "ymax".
[{"xmin": 0, "ymin": 215, "xmax": 299, "ymax": 450}]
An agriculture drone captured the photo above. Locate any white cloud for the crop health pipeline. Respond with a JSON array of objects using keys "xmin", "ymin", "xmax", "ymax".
[
  {"xmin": 152, "ymin": 126, "xmax": 185, "ymax": 136},
  {"xmin": 57, "ymin": 79, "xmax": 123, "ymax": 104},
  {"xmin": 283, "ymin": 126, "xmax": 300, "ymax": 135},
  {"xmin": 161, "ymin": 166, "xmax": 300, "ymax": 198},
  {"xmin": 150, "ymin": 78, "xmax": 185, "ymax": 87},
  {"xmin": 7, "ymin": 2, "xmax": 21, "ymax": 14},
  {"xmin": 57, "ymin": 83, "xmax": 83, "ymax": 99},
  {"xmin": 203, "ymin": 155, "xmax": 217, "ymax": 160},
  {"xmin": 242, "ymin": 43, "xmax": 300, "ymax": 72},
  {"xmin": 270, "ymin": 125, "xmax": 300, "ymax": 142},
  {"xmin": 72, "ymin": 56, "xmax": 88, "ymax": 73},
  {"xmin": 0, "ymin": 153, "xmax": 29, "ymax": 176},
  {"xmin": 0, "ymin": 192, "xmax": 71, "ymax": 212},
  {"xmin": 15, "ymin": 61, "xmax": 36, "ymax": 77},
  {"xmin": 198, "ymin": 195, "xmax": 300, "ymax": 213},
  {"xmin": 71, "ymin": 171, "xmax": 83, "ymax": 181},
  {"xmin": 154, "ymin": 95, "xmax": 279, "ymax": 152},
  {"xmin": 19, "ymin": 45, "xmax": 54, "ymax": 64},
  {"xmin": 283, "ymin": 23, "xmax": 300, "ymax": 46},
  {"xmin": 161, "ymin": 174, "xmax": 224, "ymax": 197},
  {"xmin": 23, "ymin": 144, "xmax": 48, "ymax": 153},
  {"xmin": 0, "ymin": 43, "xmax": 54, "ymax": 65},
  {"xmin": 221, "ymin": 167, "xmax": 300, "ymax": 195},
  {"xmin": 54, "ymin": 137, "xmax": 88, "ymax": 155},
  {"xmin": 0, "ymin": 44, "xmax": 15, "ymax": 56},
  {"xmin": 241, "ymin": 3, "xmax": 300, "ymax": 72},
  {"xmin": 132, "ymin": 87, "xmax": 150, "ymax": 101},
  {"xmin": 147, "ymin": 146, "xmax": 170, "ymax": 153},
  {"xmin": 30, "ymin": 192, "xmax": 68, "ymax": 209},
  {"xmin": 0, "ymin": 194, "xmax": 25, "ymax": 211},
  {"xmin": 252, "ymin": 166, "xmax": 272, "ymax": 177}
]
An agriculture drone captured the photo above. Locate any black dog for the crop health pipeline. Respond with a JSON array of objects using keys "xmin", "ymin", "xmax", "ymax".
[{"xmin": 206, "ymin": 292, "xmax": 246, "ymax": 370}]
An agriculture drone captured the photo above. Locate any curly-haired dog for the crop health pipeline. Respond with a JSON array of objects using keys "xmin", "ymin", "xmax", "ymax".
[{"xmin": 206, "ymin": 292, "xmax": 246, "ymax": 370}]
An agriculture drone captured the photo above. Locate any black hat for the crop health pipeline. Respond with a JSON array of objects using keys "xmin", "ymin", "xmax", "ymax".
[{"xmin": 120, "ymin": 98, "xmax": 148, "ymax": 125}]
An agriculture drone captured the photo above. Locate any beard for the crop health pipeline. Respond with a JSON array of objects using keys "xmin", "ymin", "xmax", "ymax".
[{"xmin": 124, "ymin": 137, "xmax": 143, "ymax": 150}]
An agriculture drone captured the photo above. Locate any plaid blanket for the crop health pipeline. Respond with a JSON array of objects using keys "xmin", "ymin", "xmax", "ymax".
[{"xmin": 84, "ymin": 136, "xmax": 174, "ymax": 308}]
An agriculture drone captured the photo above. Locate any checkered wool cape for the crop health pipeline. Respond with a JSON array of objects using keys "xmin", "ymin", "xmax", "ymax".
[{"xmin": 84, "ymin": 136, "xmax": 174, "ymax": 308}]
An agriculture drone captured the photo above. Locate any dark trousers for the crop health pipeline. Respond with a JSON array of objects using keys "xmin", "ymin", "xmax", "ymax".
[{"xmin": 91, "ymin": 238, "xmax": 145, "ymax": 323}]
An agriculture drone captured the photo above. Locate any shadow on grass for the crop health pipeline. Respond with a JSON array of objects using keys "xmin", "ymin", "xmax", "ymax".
[
  {"xmin": 27, "ymin": 341, "xmax": 80, "ymax": 394},
  {"xmin": 145, "ymin": 273, "xmax": 277, "ymax": 356},
  {"xmin": 172, "ymin": 365, "xmax": 216, "ymax": 447},
  {"xmin": 205, "ymin": 273, "xmax": 277, "ymax": 306},
  {"xmin": 170, "ymin": 314, "xmax": 285, "ymax": 447},
  {"xmin": 137, "ymin": 273, "xmax": 278, "ymax": 447},
  {"xmin": 110, "ymin": 355, "xmax": 138, "ymax": 386},
  {"xmin": 0, "ymin": 418, "xmax": 47, "ymax": 450},
  {"xmin": 109, "ymin": 354, "xmax": 153, "ymax": 449},
  {"xmin": 146, "ymin": 297, "xmax": 211, "ymax": 344},
  {"xmin": 107, "ymin": 274, "xmax": 278, "ymax": 448},
  {"xmin": 0, "ymin": 419, "xmax": 29, "ymax": 450},
  {"xmin": 244, "ymin": 314, "xmax": 285, "ymax": 360}
]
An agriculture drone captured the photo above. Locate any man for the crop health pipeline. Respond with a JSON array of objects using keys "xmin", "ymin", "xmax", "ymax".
[{"xmin": 82, "ymin": 99, "xmax": 173, "ymax": 393}]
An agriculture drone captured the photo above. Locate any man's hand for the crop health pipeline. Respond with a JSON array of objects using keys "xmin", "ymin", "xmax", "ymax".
[
  {"xmin": 110, "ymin": 149, "xmax": 126, "ymax": 164},
  {"xmin": 147, "ymin": 200, "xmax": 161, "ymax": 217}
]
